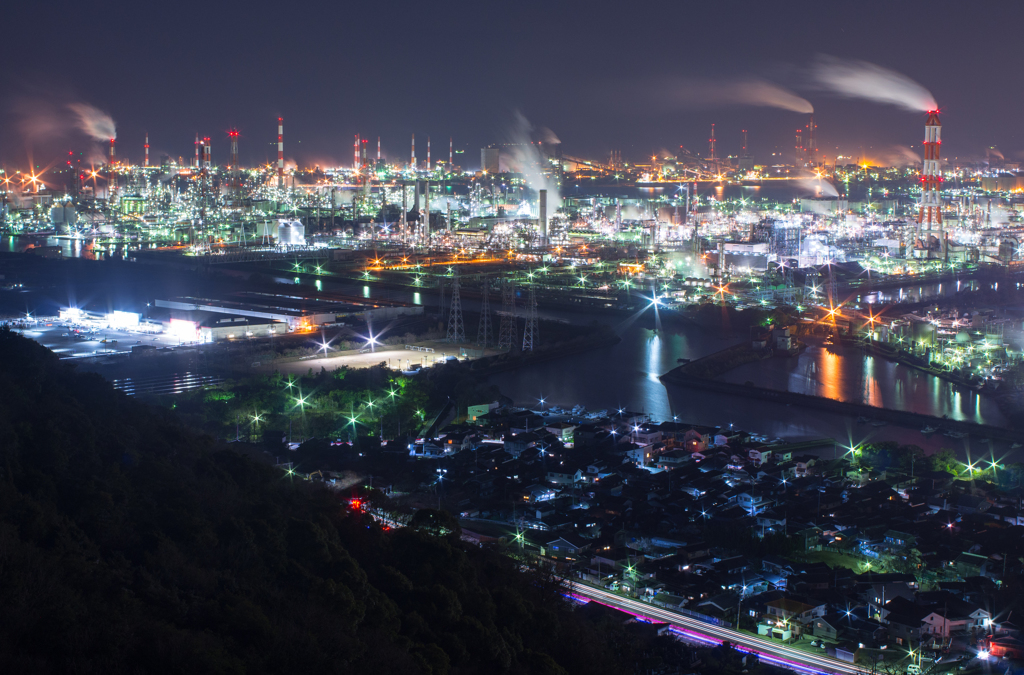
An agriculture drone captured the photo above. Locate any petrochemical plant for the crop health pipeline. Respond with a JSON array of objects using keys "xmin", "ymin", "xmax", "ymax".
[{"xmin": 3, "ymin": 108, "xmax": 1024, "ymax": 319}]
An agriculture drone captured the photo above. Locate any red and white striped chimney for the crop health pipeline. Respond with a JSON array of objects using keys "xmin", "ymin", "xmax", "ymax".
[
  {"xmin": 277, "ymin": 118, "xmax": 284, "ymax": 187},
  {"xmin": 411, "ymin": 134, "xmax": 416, "ymax": 170},
  {"xmin": 144, "ymin": 133, "xmax": 149, "ymax": 167}
]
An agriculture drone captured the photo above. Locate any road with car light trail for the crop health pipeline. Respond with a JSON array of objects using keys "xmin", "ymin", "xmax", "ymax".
[{"xmin": 568, "ymin": 581, "xmax": 868, "ymax": 675}]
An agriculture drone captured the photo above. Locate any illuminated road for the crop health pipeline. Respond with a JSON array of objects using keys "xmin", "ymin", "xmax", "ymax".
[{"xmin": 570, "ymin": 582, "xmax": 866, "ymax": 675}]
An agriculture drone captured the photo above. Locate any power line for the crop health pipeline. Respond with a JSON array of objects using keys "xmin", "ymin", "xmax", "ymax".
[
  {"xmin": 498, "ymin": 278, "xmax": 517, "ymax": 350},
  {"xmin": 477, "ymin": 279, "xmax": 492, "ymax": 347},
  {"xmin": 522, "ymin": 281, "xmax": 537, "ymax": 352}
]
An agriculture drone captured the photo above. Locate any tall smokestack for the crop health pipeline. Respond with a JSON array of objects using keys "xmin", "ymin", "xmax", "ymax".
[
  {"xmin": 195, "ymin": 133, "xmax": 200, "ymax": 168},
  {"xmin": 411, "ymin": 134, "xmax": 416, "ymax": 170},
  {"xmin": 109, "ymin": 138, "xmax": 117, "ymax": 199},
  {"xmin": 277, "ymin": 117, "xmax": 284, "ymax": 188},
  {"xmin": 539, "ymin": 189, "xmax": 547, "ymax": 244},
  {"xmin": 354, "ymin": 134, "xmax": 360, "ymax": 171},
  {"xmin": 229, "ymin": 129, "xmax": 239, "ymax": 169},
  {"xmin": 708, "ymin": 123, "xmax": 716, "ymax": 172},
  {"xmin": 424, "ymin": 180, "xmax": 430, "ymax": 234},
  {"xmin": 203, "ymin": 137, "xmax": 211, "ymax": 168},
  {"xmin": 377, "ymin": 136, "xmax": 381, "ymax": 162},
  {"xmin": 918, "ymin": 110, "xmax": 943, "ymax": 249},
  {"xmin": 427, "ymin": 136, "xmax": 431, "ymax": 171},
  {"xmin": 449, "ymin": 137, "xmax": 453, "ymax": 168},
  {"xmin": 144, "ymin": 133, "xmax": 149, "ymax": 167}
]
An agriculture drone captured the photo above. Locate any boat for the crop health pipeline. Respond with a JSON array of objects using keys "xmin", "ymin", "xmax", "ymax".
[
  {"xmin": 921, "ymin": 425, "xmax": 939, "ymax": 434},
  {"xmin": 942, "ymin": 430, "xmax": 968, "ymax": 440}
]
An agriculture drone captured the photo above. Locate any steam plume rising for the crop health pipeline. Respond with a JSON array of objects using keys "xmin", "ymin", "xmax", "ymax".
[
  {"xmin": 503, "ymin": 111, "xmax": 562, "ymax": 210},
  {"xmin": 798, "ymin": 174, "xmax": 839, "ymax": 198},
  {"xmin": 811, "ymin": 56, "xmax": 937, "ymax": 112},
  {"xmin": 667, "ymin": 78, "xmax": 813, "ymax": 113},
  {"xmin": 68, "ymin": 103, "xmax": 116, "ymax": 141}
]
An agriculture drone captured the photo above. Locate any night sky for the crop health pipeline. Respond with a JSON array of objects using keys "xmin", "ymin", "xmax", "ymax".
[{"xmin": 3, "ymin": 0, "xmax": 1021, "ymax": 170}]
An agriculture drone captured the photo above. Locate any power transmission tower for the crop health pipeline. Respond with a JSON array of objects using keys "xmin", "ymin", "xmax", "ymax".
[
  {"xmin": 522, "ymin": 283, "xmax": 537, "ymax": 352},
  {"xmin": 498, "ymin": 279, "xmax": 517, "ymax": 350},
  {"xmin": 477, "ymin": 279, "xmax": 492, "ymax": 347},
  {"xmin": 446, "ymin": 268, "xmax": 465, "ymax": 344}
]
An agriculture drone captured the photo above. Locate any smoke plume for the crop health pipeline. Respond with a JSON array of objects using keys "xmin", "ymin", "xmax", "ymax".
[
  {"xmin": 68, "ymin": 103, "xmax": 116, "ymax": 141},
  {"xmin": 811, "ymin": 56, "xmax": 937, "ymax": 112},
  {"xmin": 502, "ymin": 111, "xmax": 562, "ymax": 210},
  {"xmin": 665, "ymin": 78, "xmax": 813, "ymax": 113},
  {"xmin": 798, "ymin": 174, "xmax": 839, "ymax": 198},
  {"xmin": 875, "ymin": 145, "xmax": 922, "ymax": 167}
]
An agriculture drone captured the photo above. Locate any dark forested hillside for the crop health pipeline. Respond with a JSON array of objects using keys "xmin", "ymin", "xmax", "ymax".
[{"xmin": 0, "ymin": 328, "xmax": 687, "ymax": 674}]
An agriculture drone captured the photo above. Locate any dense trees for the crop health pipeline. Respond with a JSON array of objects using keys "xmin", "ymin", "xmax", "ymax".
[{"xmin": 0, "ymin": 328, "xmax": 689, "ymax": 674}]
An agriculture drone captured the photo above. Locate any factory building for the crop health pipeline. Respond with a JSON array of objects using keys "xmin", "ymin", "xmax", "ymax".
[
  {"xmin": 708, "ymin": 242, "xmax": 770, "ymax": 273},
  {"xmin": 481, "ymin": 147, "xmax": 500, "ymax": 174},
  {"xmin": 154, "ymin": 292, "xmax": 423, "ymax": 335}
]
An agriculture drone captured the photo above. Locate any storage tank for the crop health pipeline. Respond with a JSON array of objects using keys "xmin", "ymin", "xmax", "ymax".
[
  {"xmin": 49, "ymin": 204, "xmax": 78, "ymax": 234},
  {"xmin": 277, "ymin": 219, "xmax": 305, "ymax": 246}
]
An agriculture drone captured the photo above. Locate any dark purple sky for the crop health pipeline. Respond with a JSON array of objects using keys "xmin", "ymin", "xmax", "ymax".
[{"xmin": 3, "ymin": 0, "xmax": 1020, "ymax": 170}]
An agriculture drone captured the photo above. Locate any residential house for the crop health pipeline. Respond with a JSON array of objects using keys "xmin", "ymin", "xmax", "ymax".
[
  {"xmin": 545, "ymin": 422, "xmax": 576, "ymax": 444},
  {"xmin": 955, "ymin": 552, "xmax": 991, "ymax": 578},
  {"xmin": 735, "ymin": 491, "xmax": 773, "ymax": 515},
  {"xmin": 764, "ymin": 596, "xmax": 827, "ymax": 626},
  {"xmin": 547, "ymin": 465, "xmax": 584, "ymax": 486},
  {"xmin": 543, "ymin": 534, "xmax": 590, "ymax": 562}
]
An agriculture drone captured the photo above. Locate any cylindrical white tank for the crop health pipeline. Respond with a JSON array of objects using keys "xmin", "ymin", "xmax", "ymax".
[{"xmin": 277, "ymin": 219, "xmax": 306, "ymax": 246}]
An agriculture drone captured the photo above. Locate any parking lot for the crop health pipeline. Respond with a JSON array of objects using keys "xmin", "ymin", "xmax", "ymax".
[{"xmin": 6, "ymin": 317, "xmax": 184, "ymax": 359}]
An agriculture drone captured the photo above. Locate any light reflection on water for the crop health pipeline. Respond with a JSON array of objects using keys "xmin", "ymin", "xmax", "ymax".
[
  {"xmin": 486, "ymin": 318, "xmax": 1016, "ymax": 455},
  {"xmin": 722, "ymin": 342, "xmax": 1005, "ymax": 426},
  {"xmin": 1, "ymin": 234, "xmax": 145, "ymax": 260}
]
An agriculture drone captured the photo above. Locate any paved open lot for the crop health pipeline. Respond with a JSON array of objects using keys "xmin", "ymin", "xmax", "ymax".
[
  {"xmin": 259, "ymin": 343, "xmax": 499, "ymax": 375},
  {"xmin": 7, "ymin": 317, "xmax": 183, "ymax": 359}
]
